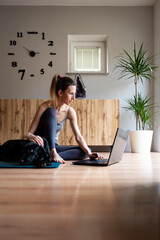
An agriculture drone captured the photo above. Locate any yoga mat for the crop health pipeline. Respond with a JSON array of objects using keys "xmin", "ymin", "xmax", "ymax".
[{"xmin": 0, "ymin": 161, "xmax": 61, "ymax": 168}]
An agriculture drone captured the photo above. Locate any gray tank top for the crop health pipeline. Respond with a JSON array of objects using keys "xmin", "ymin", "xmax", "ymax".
[{"xmin": 55, "ymin": 107, "xmax": 70, "ymax": 144}]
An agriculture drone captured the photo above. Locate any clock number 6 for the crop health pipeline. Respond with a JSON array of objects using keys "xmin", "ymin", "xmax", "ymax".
[{"xmin": 18, "ymin": 69, "xmax": 25, "ymax": 80}]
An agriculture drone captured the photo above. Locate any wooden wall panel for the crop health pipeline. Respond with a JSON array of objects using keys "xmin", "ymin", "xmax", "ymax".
[{"xmin": 0, "ymin": 99, "xmax": 119, "ymax": 146}]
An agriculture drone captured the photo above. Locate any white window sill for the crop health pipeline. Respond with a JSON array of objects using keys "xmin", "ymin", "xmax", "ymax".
[{"xmin": 66, "ymin": 72, "xmax": 109, "ymax": 75}]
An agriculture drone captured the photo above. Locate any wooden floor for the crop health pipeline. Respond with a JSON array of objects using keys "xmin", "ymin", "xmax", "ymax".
[{"xmin": 0, "ymin": 152, "xmax": 160, "ymax": 240}]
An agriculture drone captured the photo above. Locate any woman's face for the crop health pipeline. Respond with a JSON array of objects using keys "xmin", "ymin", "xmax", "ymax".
[{"xmin": 58, "ymin": 85, "xmax": 76, "ymax": 105}]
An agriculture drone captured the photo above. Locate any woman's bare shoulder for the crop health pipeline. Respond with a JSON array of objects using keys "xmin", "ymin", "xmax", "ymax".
[
  {"xmin": 37, "ymin": 101, "xmax": 49, "ymax": 112},
  {"xmin": 43, "ymin": 100, "xmax": 50, "ymax": 107},
  {"xmin": 68, "ymin": 106, "xmax": 76, "ymax": 119},
  {"xmin": 69, "ymin": 106, "xmax": 76, "ymax": 113}
]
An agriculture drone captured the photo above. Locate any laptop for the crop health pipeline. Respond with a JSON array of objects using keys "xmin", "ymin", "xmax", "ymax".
[{"xmin": 72, "ymin": 128, "xmax": 129, "ymax": 166}]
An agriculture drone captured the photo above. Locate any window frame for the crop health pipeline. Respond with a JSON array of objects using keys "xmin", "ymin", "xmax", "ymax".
[{"xmin": 68, "ymin": 35, "xmax": 108, "ymax": 74}]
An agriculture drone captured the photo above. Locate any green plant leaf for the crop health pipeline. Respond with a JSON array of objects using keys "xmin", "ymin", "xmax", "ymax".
[
  {"xmin": 114, "ymin": 42, "xmax": 159, "ymax": 130},
  {"xmin": 123, "ymin": 93, "xmax": 158, "ymax": 130}
]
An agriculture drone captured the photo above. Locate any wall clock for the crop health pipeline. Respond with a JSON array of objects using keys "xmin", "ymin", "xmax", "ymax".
[{"xmin": 8, "ymin": 31, "xmax": 56, "ymax": 80}]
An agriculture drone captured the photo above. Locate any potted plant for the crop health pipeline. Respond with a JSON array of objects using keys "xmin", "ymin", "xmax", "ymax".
[
  {"xmin": 115, "ymin": 43, "xmax": 158, "ymax": 153},
  {"xmin": 124, "ymin": 93, "xmax": 157, "ymax": 152}
]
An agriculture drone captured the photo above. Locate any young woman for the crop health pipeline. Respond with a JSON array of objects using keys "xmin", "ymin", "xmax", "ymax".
[{"xmin": 26, "ymin": 74, "xmax": 103, "ymax": 164}]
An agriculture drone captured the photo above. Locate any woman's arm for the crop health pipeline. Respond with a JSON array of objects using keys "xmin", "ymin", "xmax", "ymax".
[
  {"xmin": 26, "ymin": 102, "xmax": 48, "ymax": 146},
  {"xmin": 68, "ymin": 107, "xmax": 103, "ymax": 159}
]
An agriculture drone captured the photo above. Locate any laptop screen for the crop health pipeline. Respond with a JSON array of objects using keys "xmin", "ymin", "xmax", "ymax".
[{"xmin": 108, "ymin": 128, "xmax": 129, "ymax": 165}]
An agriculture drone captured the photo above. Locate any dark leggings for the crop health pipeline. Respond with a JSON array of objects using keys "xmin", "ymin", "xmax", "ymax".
[{"xmin": 35, "ymin": 108, "xmax": 88, "ymax": 160}]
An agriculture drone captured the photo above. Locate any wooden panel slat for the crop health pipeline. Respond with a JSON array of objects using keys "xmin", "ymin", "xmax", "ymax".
[{"xmin": 0, "ymin": 99, "xmax": 119, "ymax": 145}]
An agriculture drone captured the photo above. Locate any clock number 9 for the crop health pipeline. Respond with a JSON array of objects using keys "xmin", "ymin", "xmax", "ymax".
[{"xmin": 18, "ymin": 69, "xmax": 25, "ymax": 80}]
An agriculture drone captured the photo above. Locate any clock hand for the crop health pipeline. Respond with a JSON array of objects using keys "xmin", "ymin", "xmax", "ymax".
[
  {"xmin": 23, "ymin": 46, "xmax": 31, "ymax": 52},
  {"xmin": 23, "ymin": 46, "xmax": 40, "ymax": 57}
]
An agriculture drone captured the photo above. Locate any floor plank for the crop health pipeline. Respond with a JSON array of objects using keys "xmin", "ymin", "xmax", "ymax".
[{"xmin": 0, "ymin": 153, "xmax": 160, "ymax": 240}]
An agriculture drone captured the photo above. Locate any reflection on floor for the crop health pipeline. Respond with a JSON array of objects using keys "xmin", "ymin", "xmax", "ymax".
[{"xmin": 0, "ymin": 152, "xmax": 160, "ymax": 240}]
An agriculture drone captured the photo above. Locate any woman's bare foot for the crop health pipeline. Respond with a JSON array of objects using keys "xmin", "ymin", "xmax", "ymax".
[
  {"xmin": 50, "ymin": 149, "xmax": 66, "ymax": 164},
  {"xmin": 52, "ymin": 155, "xmax": 66, "ymax": 164}
]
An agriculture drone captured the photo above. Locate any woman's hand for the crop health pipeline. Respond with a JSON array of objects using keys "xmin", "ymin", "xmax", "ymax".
[
  {"xmin": 88, "ymin": 152, "xmax": 103, "ymax": 160},
  {"xmin": 50, "ymin": 149, "xmax": 66, "ymax": 164},
  {"xmin": 27, "ymin": 133, "xmax": 44, "ymax": 147}
]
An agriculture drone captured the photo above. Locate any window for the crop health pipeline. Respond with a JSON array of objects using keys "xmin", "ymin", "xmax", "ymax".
[{"xmin": 68, "ymin": 35, "xmax": 108, "ymax": 74}]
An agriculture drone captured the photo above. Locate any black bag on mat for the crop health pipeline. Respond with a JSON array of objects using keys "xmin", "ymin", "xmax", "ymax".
[
  {"xmin": 0, "ymin": 138, "xmax": 52, "ymax": 167},
  {"xmin": 74, "ymin": 74, "xmax": 86, "ymax": 99}
]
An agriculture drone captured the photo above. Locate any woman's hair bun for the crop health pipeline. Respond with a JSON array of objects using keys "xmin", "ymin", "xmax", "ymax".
[{"xmin": 57, "ymin": 75, "xmax": 63, "ymax": 79}]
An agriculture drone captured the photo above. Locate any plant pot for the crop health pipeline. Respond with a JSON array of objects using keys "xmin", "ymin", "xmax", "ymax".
[{"xmin": 130, "ymin": 130, "xmax": 153, "ymax": 153}]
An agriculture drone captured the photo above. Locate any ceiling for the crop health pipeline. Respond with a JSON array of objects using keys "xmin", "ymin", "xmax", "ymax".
[{"xmin": 0, "ymin": 0, "xmax": 157, "ymax": 7}]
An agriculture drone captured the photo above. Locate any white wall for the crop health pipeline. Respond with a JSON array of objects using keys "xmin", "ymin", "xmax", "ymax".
[
  {"xmin": 153, "ymin": 0, "xmax": 160, "ymax": 151},
  {"xmin": 0, "ymin": 6, "xmax": 154, "ymax": 150}
]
